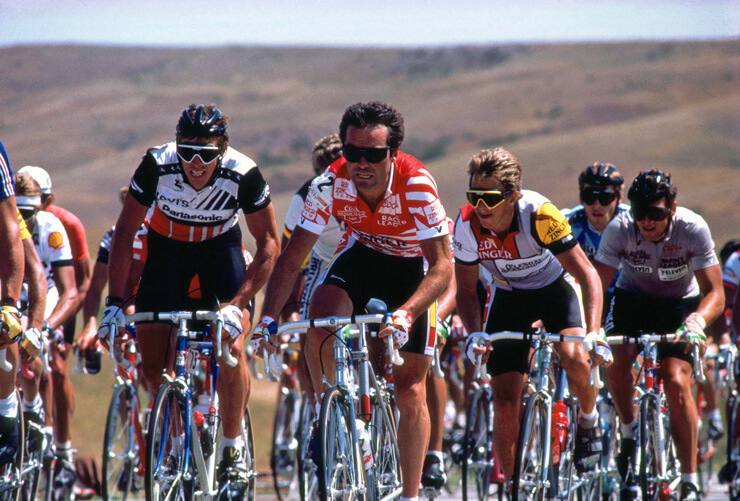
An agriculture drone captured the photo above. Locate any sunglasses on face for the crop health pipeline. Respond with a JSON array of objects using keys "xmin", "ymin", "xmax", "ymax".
[
  {"xmin": 177, "ymin": 143, "xmax": 222, "ymax": 164},
  {"xmin": 631, "ymin": 204, "xmax": 669, "ymax": 222},
  {"xmin": 18, "ymin": 207, "xmax": 37, "ymax": 222},
  {"xmin": 581, "ymin": 188, "xmax": 617, "ymax": 206},
  {"xmin": 466, "ymin": 190, "xmax": 511, "ymax": 210},
  {"xmin": 342, "ymin": 144, "xmax": 391, "ymax": 164}
]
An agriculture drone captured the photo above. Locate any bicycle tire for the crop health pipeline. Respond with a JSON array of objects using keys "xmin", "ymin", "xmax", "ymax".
[
  {"xmin": 271, "ymin": 389, "xmax": 300, "ymax": 501},
  {"xmin": 102, "ymin": 383, "xmax": 139, "ymax": 501},
  {"xmin": 297, "ymin": 395, "xmax": 319, "ymax": 501},
  {"xmin": 461, "ymin": 388, "xmax": 493, "ymax": 501},
  {"xmin": 511, "ymin": 391, "xmax": 549, "ymax": 501},
  {"xmin": 0, "ymin": 392, "xmax": 24, "ymax": 501},
  {"xmin": 145, "ymin": 382, "xmax": 192, "ymax": 501},
  {"xmin": 597, "ymin": 392, "xmax": 619, "ymax": 501},
  {"xmin": 369, "ymin": 385, "xmax": 402, "ymax": 500},
  {"xmin": 241, "ymin": 405, "xmax": 256, "ymax": 501},
  {"xmin": 317, "ymin": 387, "xmax": 366, "ymax": 501},
  {"xmin": 696, "ymin": 419, "xmax": 715, "ymax": 497},
  {"xmin": 553, "ymin": 397, "xmax": 578, "ymax": 501},
  {"xmin": 639, "ymin": 394, "xmax": 677, "ymax": 501}
]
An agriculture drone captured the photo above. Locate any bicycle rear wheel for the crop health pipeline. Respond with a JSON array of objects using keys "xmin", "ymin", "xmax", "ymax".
[
  {"xmin": 145, "ymin": 382, "xmax": 192, "ymax": 501},
  {"xmin": 369, "ymin": 386, "xmax": 402, "ymax": 500},
  {"xmin": 102, "ymin": 383, "xmax": 140, "ymax": 501},
  {"xmin": 512, "ymin": 392, "xmax": 549, "ymax": 501},
  {"xmin": 0, "ymin": 393, "xmax": 24, "ymax": 501},
  {"xmin": 461, "ymin": 388, "xmax": 493, "ymax": 501},
  {"xmin": 297, "ymin": 395, "xmax": 319, "ymax": 501},
  {"xmin": 317, "ymin": 387, "xmax": 366, "ymax": 501},
  {"xmin": 271, "ymin": 388, "xmax": 300, "ymax": 501}
]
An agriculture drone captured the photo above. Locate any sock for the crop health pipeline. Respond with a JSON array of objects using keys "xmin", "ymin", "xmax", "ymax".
[
  {"xmin": 22, "ymin": 393, "xmax": 44, "ymax": 415},
  {"xmin": 708, "ymin": 408, "xmax": 721, "ymax": 421},
  {"xmin": 400, "ymin": 497, "xmax": 418, "ymax": 501},
  {"xmin": 578, "ymin": 407, "xmax": 598, "ymax": 429},
  {"xmin": 620, "ymin": 419, "xmax": 638, "ymax": 440},
  {"xmin": 56, "ymin": 440, "xmax": 72, "ymax": 451},
  {"xmin": 426, "ymin": 450, "xmax": 444, "ymax": 463},
  {"xmin": 681, "ymin": 473, "xmax": 698, "ymax": 485},
  {"xmin": 219, "ymin": 436, "xmax": 243, "ymax": 458},
  {"xmin": 0, "ymin": 393, "xmax": 18, "ymax": 419}
]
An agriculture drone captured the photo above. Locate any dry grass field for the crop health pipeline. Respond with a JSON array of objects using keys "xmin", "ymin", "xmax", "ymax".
[{"xmin": 1, "ymin": 40, "xmax": 738, "ymax": 468}]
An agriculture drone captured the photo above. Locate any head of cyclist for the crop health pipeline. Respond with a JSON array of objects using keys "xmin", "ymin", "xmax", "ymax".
[
  {"xmin": 175, "ymin": 104, "xmax": 230, "ymax": 191},
  {"xmin": 627, "ymin": 169, "xmax": 677, "ymax": 243},
  {"xmin": 465, "ymin": 147, "xmax": 521, "ymax": 234},
  {"xmin": 719, "ymin": 239, "xmax": 740, "ymax": 267},
  {"xmin": 14, "ymin": 173, "xmax": 43, "ymax": 231},
  {"xmin": 17, "ymin": 165, "xmax": 54, "ymax": 210},
  {"xmin": 578, "ymin": 162, "xmax": 624, "ymax": 232},
  {"xmin": 311, "ymin": 134, "xmax": 343, "ymax": 175},
  {"xmin": 338, "ymin": 101, "xmax": 404, "ymax": 208}
]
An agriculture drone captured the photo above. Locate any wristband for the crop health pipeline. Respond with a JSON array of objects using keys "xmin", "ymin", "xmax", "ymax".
[
  {"xmin": 0, "ymin": 297, "xmax": 19, "ymax": 308},
  {"xmin": 105, "ymin": 296, "xmax": 124, "ymax": 307}
]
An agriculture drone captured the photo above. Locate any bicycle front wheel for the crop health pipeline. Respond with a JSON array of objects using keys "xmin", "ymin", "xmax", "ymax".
[
  {"xmin": 639, "ymin": 395, "xmax": 676, "ymax": 501},
  {"xmin": 102, "ymin": 383, "xmax": 140, "ymax": 501},
  {"xmin": 271, "ymin": 388, "xmax": 300, "ymax": 501},
  {"xmin": 369, "ymin": 387, "xmax": 402, "ymax": 500},
  {"xmin": 317, "ymin": 387, "xmax": 366, "ymax": 501},
  {"xmin": 512, "ymin": 392, "xmax": 549, "ymax": 501},
  {"xmin": 145, "ymin": 382, "xmax": 191, "ymax": 501},
  {"xmin": 461, "ymin": 388, "xmax": 493, "ymax": 501},
  {"xmin": 240, "ymin": 406, "xmax": 256, "ymax": 501},
  {"xmin": 728, "ymin": 392, "xmax": 740, "ymax": 501}
]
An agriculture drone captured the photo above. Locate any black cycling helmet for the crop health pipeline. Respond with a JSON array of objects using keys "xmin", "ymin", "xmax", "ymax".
[
  {"xmin": 627, "ymin": 169, "xmax": 675, "ymax": 206},
  {"xmin": 578, "ymin": 162, "xmax": 623, "ymax": 189},
  {"xmin": 719, "ymin": 239, "xmax": 740, "ymax": 266},
  {"xmin": 176, "ymin": 104, "xmax": 227, "ymax": 137}
]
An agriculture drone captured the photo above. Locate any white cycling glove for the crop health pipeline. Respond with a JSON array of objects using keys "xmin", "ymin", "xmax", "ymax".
[
  {"xmin": 465, "ymin": 337, "xmax": 483, "ymax": 365},
  {"xmin": 307, "ymin": 171, "xmax": 336, "ymax": 211},
  {"xmin": 387, "ymin": 309, "xmax": 412, "ymax": 349},
  {"xmin": 251, "ymin": 315, "xmax": 278, "ymax": 355},
  {"xmin": 220, "ymin": 304, "xmax": 244, "ymax": 340},
  {"xmin": 677, "ymin": 312, "xmax": 706, "ymax": 344},
  {"xmin": 98, "ymin": 305, "xmax": 126, "ymax": 341},
  {"xmin": 582, "ymin": 330, "xmax": 613, "ymax": 365},
  {"xmin": 0, "ymin": 304, "xmax": 22, "ymax": 342},
  {"xmin": 21, "ymin": 327, "xmax": 43, "ymax": 359}
]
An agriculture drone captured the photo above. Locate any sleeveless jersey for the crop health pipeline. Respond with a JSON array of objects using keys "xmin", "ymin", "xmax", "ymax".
[
  {"xmin": 297, "ymin": 151, "xmax": 448, "ymax": 257},
  {"xmin": 129, "ymin": 142, "xmax": 270, "ymax": 242},
  {"xmin": 0, "ymin": 139, "xmax": 13, "ymax": 199},
  {"xmin": 31, "ymin": 211, "xmax": 74, "ymax": 291},
  {"xmin": 596, "ymin": 207, "xmax": 718, "ymax": 299},
  {"xmin": 563, "ymin": 203, "xmax": 630, "ymax": 261},
  {"xmin": 453, "ymin": 190, "xmax": 577, "ymax": 291},
  {"xmin": 284, "ymin": 176, "xmax": 344, "ymax": 262}
]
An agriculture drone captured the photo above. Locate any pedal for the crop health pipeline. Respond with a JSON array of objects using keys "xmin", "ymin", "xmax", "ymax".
[{"xmin": 419, "ymin": 485, "xmax": 441, "ymax": 500}]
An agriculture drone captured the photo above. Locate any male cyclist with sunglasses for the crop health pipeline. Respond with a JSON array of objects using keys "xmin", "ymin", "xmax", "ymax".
[
  {"xmin": 453, "ymin": 147, "xmax": 611, "ymax": 486},
  {"xmin": 255, "ymin": 101, "xmax": 452, "ymax": 501},
  {"xmin": 594, "ymin": 169, "xmax": 724, "ymax": 501},
  {"xmin": 98, "ymin": 104, "xmax": 280, "ymax": 500}
]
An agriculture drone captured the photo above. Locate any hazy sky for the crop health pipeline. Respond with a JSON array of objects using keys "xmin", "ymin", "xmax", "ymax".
[{"xmin": 1, "ymin": 0, "xmax": 738, "ymax": 48}]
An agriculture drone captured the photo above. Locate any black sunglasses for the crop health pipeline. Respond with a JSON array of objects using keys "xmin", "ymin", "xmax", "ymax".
[
  {"xmin": 342, "ymin": 144, "xmax": 391, "ymax": 163},
  {"xmin": 18, "ymin": 207, "xmax": 37, "ymax": 222},
  {"xmin": 466, "ymin": 190, "xmax": 511, "ymax": 210},
  {"xmin": 581, "ymin": 188, "xmax": 617, "ymax": 206},
  {"xmin": 631, "ymin": 204, "xmax": 669, "ymax": 222},
  {"xmin": 177, "ymin": 143, "xmax": 222, "ymax": 164}
]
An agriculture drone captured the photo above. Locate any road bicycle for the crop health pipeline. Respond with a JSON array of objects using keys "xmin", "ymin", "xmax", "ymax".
[
  {"xmin": 108, "ymin": 310, "xmax": 256, "ymax": 501},
  {"xmin": 0, "ymin": 386, "xmax": 24, "ymax": 501},
  {"xmin": 270, "ymin": 342, "xmax": 301, "ymax": 501},
  {"xmin": 271, "ymin": 298, "xmax": 403, "ymax": 501},
  {"xmin": 605, "ymin": 333, "xmax": 705, "ymax": 501},
  {"xmin": 468, "ymin": 331, "xmax": 603, "ymax": 501},
  {"xmin": 713, "ymin": 341, "xmax": 739, "ymax": 500}
]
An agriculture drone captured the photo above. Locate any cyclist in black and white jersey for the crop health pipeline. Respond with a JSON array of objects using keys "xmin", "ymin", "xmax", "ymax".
[
  {"xmin": 98, "ymin": 104, "xmax": 280, "ymax": 498},
  {"xmin": 594, "ymin": 169, "xmax": 724, "ymax": 501}
]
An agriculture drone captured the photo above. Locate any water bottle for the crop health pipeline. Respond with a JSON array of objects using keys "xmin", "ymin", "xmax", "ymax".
[
  {"xmin": 551, "ymin": 399, "xmax": 568, "ymax": 465},
  {"xmin": 355, "ymin": 419, "xmax": 373, "ymax": 470},
  {"xmin": 85, "ymin": 346, "xmax": 102, "ymax": 374},
  {"xmin": 194, "ymin": 411, "xmax": 213, "ymax": 458}
]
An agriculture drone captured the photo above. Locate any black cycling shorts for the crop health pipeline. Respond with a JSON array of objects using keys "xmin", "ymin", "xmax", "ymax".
[
  {"xmin": 135, "ymin": 226, "xmax": 253, "ymax": 316},
  {"xmin": 320, "ymin": 241, "xmax": 434, "ymax": 356},
  {"xmin": 483, "ymin": 273, "xmax": 584, "ymax": 377},
  {"xmin": 605, "ymin": 288, "xmax": 700, "ymax": 365}
]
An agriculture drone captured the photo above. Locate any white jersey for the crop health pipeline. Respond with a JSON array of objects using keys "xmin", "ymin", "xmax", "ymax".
[
  {"xmin": 596, "ymin": 206, "xmax": 718, "ymax": 299},
  {"xmin": 31, "ymin": 211, "xmax": 74, "ymax": 291},
  {"xmin": 723, "ymin": 250, "xmax": 740, "ymax": 290}
]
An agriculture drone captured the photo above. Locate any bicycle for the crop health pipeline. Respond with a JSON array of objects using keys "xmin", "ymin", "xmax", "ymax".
[
  {"xmin": 271, "ymin": 298, "xmax": 403, "ymax": 501},
  {"xmin": 467, "ymin": 331, "xmax": 603, "ymax": 501},
  {"xmin": 270, "ymin": 342, "xmax": 301, "ymax": 501},
  {"xmin": 107, "ymin": 310, "xmax": 256, "ymax": 501},
  {"xmin": 0, "ymin": 385, "xmax": 24, "ymax": 501},
  {"xmin": 714, "ymin": 341, "xmax": 739, "ymax": 500},
  {"xmin": 605, "ymin": 333, "xmax": 705, "ymax": 501}
]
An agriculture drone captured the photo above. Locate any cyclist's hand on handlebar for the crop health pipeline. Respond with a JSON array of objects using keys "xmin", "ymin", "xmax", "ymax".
[
  {"xmin": 219, "ymin": 304, "xmax": 244, "ymax": 340},
  {"xmin": 20, "ymin": 327, "xmax": 43, "ymax": 360},
  {"xmin": 251, "ymin": 315, "xmax": 278, "ymax": 356},
  {"xmin": 97, "ymin": 304, "xmax": 125, "ymax": 348},
  {"xmin": 465, "ymin": 337, "xmax": 491, "ymax": 365},
  {"xmin": 675, "ymin": 312, "xmax": 707, "ymax": 356},
  {"xmin": 582, "ymin": 330, "xmax": 613, "ymax": 367},
  {"xmin": 379, "ymin": 309, "xmax": 411, "ymax": 350},
  {"xmin": 0, "ymin": 304, "xmax": 22, "ymax": 347}
]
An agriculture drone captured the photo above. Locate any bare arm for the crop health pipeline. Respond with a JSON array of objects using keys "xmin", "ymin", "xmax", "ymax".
[
  {"xmin": 454, "ymin": 262, "xmax": 482, "ymax": 335},
  {"xmin": 72, "ymin": 255, "xmax": 92, "ymax": 313},
  {"xmin": 23, "ymin": 236, "xmax": 47, "ymax": 330},
  {"xmin": 594, "ymin": 259, "xmax": 618, "ymax": 323},
  {"xmin": 436, "ymin": 238, "xmax": 457, "ymax": 321},
  {"xmin": 108, "ymin": 194, "xmax": 149, "ymax": 302},
  {"xmin": 46, "ymin": 264, "xmax": 78, "ymax": 331},
  {"xmin": 0, "ymin": 197, "xmax": 23, "ymax": 300},
  {"xmin": 693, "ymin": 264, "xmax": 725, "ymax": 327},
  {"xmin": 399, "ymin": 235, "xmax": 452, "ymax": 320},
  {"xmin": 77, "ymin": 260, "xmax": 108, "ymax": 349},
  {"xmin": 557, "ymin": 244, "xmax": 603, "ymax": 334}
]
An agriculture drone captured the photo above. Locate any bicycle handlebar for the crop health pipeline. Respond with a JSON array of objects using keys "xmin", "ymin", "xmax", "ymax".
[
  {"xmin": 605, "ymin": 333, "xmax": 705, "ymax": 382},
  {"xmin": 0, "ymin": 349, "xmax": 10, "ymax": 371},
  {"xmin": 467, "ymin": 331, "xmax": 603, "ymax": 388}
]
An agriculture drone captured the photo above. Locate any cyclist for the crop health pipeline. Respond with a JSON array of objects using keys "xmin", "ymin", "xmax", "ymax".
[
  {"xmin": 14, "ymin": 171, "xmax": 81, "ymax": 491},
  {"xmin": 0, "ymin": 138, "xmax": 26, "ymax": 466},
  {"xmin": 454, "ymin": 147, "xmax": 611, "ymax": 485},
  {"xmin": 98, "ymin": 104, "xmax": 280, "ymax": 499},
  {"xmin": 594, "ymin": 169, "xmax": 724, "ymax": 501},
  {"xmin": 254, "ymin": 101, "xmax": 453, "ymax": 501}
]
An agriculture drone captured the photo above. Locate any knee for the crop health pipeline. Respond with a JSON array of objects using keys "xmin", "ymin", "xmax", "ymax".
[
  {"xmin": 559, "ymin": 347, "xmax": 590, "ymax": 375},
  {"xmin": 395, "ymin": 381, "xmax": 426, "ymax": 415},
  {"xmin": 663, "ymin": 376, "xmax": 692, "ymax": 406}
]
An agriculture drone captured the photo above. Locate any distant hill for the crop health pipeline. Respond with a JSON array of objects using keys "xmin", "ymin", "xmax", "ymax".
[{"xmin": 1, "ymin": 41, "xmax": 738, "ymax": 249}]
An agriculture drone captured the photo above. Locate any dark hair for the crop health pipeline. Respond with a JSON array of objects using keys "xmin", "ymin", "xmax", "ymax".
[
  {"xmin": 628, "ymin": 169, "xmax": 677, "ymax": 207},
  {"xmin": 338, "ymin": 101, "xmax": 404, "ymax": 150},
  {"xmin": 719, "ymin": 239, "xmax": 740, "ymax": 266},
  {"xmin": 176, "ymin": 104, "xmax": 230, "ymax": 144},
  {"xmin": 311, "ymin": 134, "xmax": 343, "ymax": 174}
]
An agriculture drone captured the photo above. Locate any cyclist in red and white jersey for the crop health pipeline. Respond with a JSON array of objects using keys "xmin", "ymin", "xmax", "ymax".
[
  {"xmin": 595, "ymin": 169, "xmax": 724, "ymax": 501},
  {"xmin": 255, "ymin": 101, "xmax": 452, "ymax": 500},
  {"xmin": 453, "ymin": 147, "xmax": 610, "ymax": 484},
  {"xmin": 98, "ymin": 104, "xmax": 280, "ymax": 498}
]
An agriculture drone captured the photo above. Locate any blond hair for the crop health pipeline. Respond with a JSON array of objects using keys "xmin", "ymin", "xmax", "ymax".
[{"xmin": 467, "ymin": 148, "xmax": 522, "ymax": 192}]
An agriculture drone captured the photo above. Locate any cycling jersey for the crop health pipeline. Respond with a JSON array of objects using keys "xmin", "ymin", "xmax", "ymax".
[
  {"xmin": 562, "ymin": 203, "xmax": 630, "ymax": 261},
  {"xmin": 298, "ymin": 152, "xmax": 448, "ymax": 257},
  {"xmin": 46, "ymin": 205, "xmax": 89, "ymax": 261},
  {"xmin": 0, "ymin": 139, "xmax": 13, "ymax": 199},
  {"xmin": 722, "ymin": 250, "xmax": 740, "ymax": 291},
  {"xmin": 453, "ymin": 190, "xmax": 577, "ymax": 291},
  {"xmin": 129, "ymin": 142, "xmax": 270, "ymax": 242},
  {"xmin": 596, "ymin": 207, "xmax": 718, "ymax": 299},
  {"xmin": 97, "ymin": 224, "xmax": 149, "ymax": 264}
]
